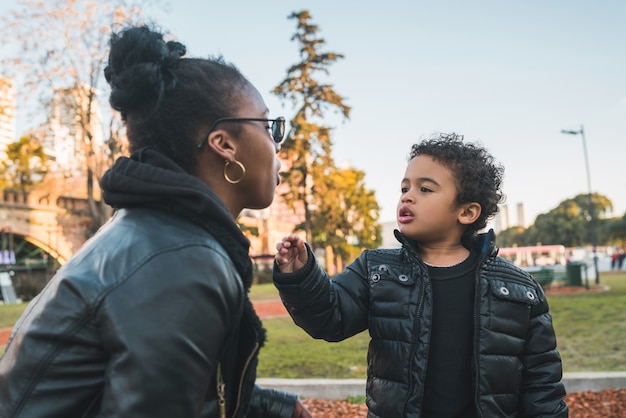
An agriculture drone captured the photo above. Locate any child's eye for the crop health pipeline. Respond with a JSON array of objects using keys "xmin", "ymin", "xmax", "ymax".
[
  {"xmin": 400, "ymin": 187, "xmax": 409, "ymax": 193},
  {"xmin": 420, "ymin": 187, "xmax": 432, "ymax": 193}
]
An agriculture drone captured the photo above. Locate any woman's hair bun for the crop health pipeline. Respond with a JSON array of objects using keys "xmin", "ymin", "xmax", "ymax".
[{"xmin": 104, "ymin": 25, "xmax": 186, "ymax": 116}]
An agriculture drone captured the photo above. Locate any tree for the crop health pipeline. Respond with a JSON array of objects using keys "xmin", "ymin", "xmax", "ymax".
[
  {"xmin": 0, "ymin": 0, "xmax": 153, "ymax": 230},
  {"xmin": 309, "ymin": 165, "xmax": 381, "ymax": 265},
  {"xmin": 598, "ymin": 215, "xmax": 626, "ymax": 246},
  {"xmin": 0, "ymin": 135, "xmax": 48, "ymax": 195},
  {"xmin": 525, "ymin": 193, "xmax": 612, "ymax": 247},
  {"xmin": 496, "ymin": 226, "xmax": 529, "ymax": 248},
  {"xmin": 273, "ymin": 10, "xmax": 353, "ymax": 244}
]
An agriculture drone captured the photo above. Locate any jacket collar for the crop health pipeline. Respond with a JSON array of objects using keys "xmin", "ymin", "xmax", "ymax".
[{"xmin": 393, "ymin": 228, "xmax": 499, "ymax": 259}]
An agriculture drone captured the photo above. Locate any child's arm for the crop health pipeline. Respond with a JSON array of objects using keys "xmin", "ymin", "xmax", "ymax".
[
  {"xmin": 519, "ymin": 296, "xmax": 568, "ymax": 417},
  {"xmin": 273, "ymin": 243, "xmax": 370, "ymax": 341},
  {"xmin": 275, "ymin": 234, "xmax": 309, "ymax": 273}
]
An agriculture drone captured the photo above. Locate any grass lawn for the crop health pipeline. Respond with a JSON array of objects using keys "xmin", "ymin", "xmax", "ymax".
[
  {"xmin": 3, "ymin": 273, "xmax": 626, "ymax": 377},
  {"xmin": 0, "ymin": 302, "xmax": 28, "ymax": 329},
  {"xmin": 255, "ymin": 273, "xmax": 626, "ymax": 378},
  {"xmin": 548, "ymin": 272, "xmax": 626, "ymax": 372}
]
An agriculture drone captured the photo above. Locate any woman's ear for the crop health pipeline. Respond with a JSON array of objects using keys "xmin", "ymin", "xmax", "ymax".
[
  {"xmin": 458, "ymin": 202, "xmax": 481, "ymax": 225},
  {"xmin": 205, "ymin": 129, "xmax": 237, "ymax": 162}
]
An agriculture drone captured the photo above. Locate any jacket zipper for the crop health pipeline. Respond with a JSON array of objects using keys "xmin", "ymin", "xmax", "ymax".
[
  {"xmin": 402, "ymin": 257, "xmax": 426, "ymax": 417},
  {"xmin": 472, "ymin": 254, "xmax": 488, "ymax": 418},
  {"xmin": 231, "ymin": 342, "xmax": 260, "ymax": 417},
  {"xmin": 217, "ymin": 363, "xmax": 226, "ymax": 418}
]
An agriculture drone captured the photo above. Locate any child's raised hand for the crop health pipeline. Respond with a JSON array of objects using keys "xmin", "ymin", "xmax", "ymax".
[{"xmin": 275, "ymin": 234, "xmax": 308, "ymax": 273}]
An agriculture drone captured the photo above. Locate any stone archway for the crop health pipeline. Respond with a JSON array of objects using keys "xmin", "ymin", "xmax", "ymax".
[
  {"xmin": 0, "ymin": 191, "xmax": 95, "ymax": 266},
  {"xmin": 0, "ymin": 231, "xmax": 60, "ymax": 300}
]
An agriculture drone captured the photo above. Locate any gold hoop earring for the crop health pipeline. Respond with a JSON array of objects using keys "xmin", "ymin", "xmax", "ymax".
[{"xmin": 224, "ymin": 159, "xmax": 246, "ymax": 184}]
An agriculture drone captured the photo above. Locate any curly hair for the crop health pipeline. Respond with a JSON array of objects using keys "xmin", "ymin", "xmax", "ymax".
[
  {"xmin": 104, "ymin": 25, "xmax": 251, "ymax": 173},
  {"xmin": 408, "ymin": 133, "xmax": 505, "ymax": 240}
]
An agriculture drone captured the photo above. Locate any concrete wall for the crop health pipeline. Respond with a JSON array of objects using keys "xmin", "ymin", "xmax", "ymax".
[{"xmin": 258, "ymin": 372, "xmax": 626, "ymax": 400}]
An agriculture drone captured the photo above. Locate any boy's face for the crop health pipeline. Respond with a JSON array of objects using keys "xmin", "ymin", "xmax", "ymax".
[{"xmin": 397, "ymin": 155, "xmax": 465, "ymax": 243}]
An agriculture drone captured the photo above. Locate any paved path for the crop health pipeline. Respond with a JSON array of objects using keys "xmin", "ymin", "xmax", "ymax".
[
  {"xmin": 0, "ymin": 328, "xmax": 10, "ymax": 346},
  {"xmin": 251, "ymin": 299, "xmax": 289, "ymax": 318}
]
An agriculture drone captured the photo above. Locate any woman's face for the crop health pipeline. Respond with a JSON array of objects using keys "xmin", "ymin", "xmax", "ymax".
[{"xmin": 230, "ymin": 85, "xmax": 282, "ymax": 211}]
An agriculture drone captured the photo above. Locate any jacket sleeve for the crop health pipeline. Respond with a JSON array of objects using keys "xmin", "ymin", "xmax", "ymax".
[
  {"xmin": 273, "ymin": 244, "xmax": 370, "ymax": 342},
  {"xmin": 247, "ymin": 385, "xmax": 298, "ymax": 418},
  {"xmin": 519, "ymin": 285, "xmax": 568, "ymax": 417},
  {"xmin": 97, "ymin": 245, "xmax": 243, "ymax": 417}
]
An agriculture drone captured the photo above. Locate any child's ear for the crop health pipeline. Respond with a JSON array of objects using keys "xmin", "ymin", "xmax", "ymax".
[{"xmin": 458, "ymin": 202, "xmax": 481, "ymax": 225}]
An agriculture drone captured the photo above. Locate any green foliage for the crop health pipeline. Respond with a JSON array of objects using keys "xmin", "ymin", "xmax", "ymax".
[
  {"xmin": 239, "ymin": 223, "xmax": 259, "ymax": 237},
  {"xmin": 309, "ymin": 166, "xmax": 381, "ymax": 258},
  {"xmin": 500, "ymin": 193, "xmax": 619, "ymax": 247},
  {"xmin": 533, "ymin": 193, "xmax": 611, "ymax": 246},
  {"xmin": 0, "ymin": 136, "xmax": 48, "ymax": 191},
  {"xmin": 600, "ymin": 216, "xmax": 626, "ymax": 245},
  {"xmin": 495, "ymin": 226, "xmax": 528, "ymax": 248}
]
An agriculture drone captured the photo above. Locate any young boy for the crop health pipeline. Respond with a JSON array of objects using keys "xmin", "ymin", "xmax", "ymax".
[{"xmin": 274, "ymin": 133, "xmax": 568, "ymax": 417}]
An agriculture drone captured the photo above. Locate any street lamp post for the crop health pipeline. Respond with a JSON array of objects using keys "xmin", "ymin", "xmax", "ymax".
[{"xmin": 561, "ymin": 125, "xmax": 599, "ymax": 285}]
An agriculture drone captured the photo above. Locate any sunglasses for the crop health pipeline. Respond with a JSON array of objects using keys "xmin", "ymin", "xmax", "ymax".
[{"xmin": 196, "ymin": 117, "xmax": 286, "ymax": 149}]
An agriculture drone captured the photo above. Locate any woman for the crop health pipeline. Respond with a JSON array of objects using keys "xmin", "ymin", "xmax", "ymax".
[{"xmin": 0, "ymin": 25, "xmax": 310, "ymax": 418}]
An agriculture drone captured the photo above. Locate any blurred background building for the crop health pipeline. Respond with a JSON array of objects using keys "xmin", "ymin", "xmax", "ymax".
[
  {"xmin": 40, "ymin": 85, "xmax": 103, "ymax": 177},
  {"xmin": 0, "ymin": 77, "xmax": 16, "ymax": 159}
]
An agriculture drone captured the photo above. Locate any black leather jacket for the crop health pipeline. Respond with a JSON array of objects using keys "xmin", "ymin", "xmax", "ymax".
[
  {"xmin": 274, "ymin": 230, "xmax": 568, "ymax": 418},
  {"xmin": 0, "ymin": 149, "xmax": 297, "ymax": 418}
]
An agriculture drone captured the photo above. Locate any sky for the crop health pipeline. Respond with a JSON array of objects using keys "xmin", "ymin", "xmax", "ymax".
[{"xmin": 2, "ymin": 0, "xmax": 626, "ymax": 226}]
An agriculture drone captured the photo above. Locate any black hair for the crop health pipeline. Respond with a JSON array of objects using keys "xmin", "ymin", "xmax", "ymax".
[
  {"xmin": 408, "ymin": 133, "xmax": 505, "ymax": 242},
  {"xmin": 104, "ymin": 25, "xmax": 251, "ymax": 173}
]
